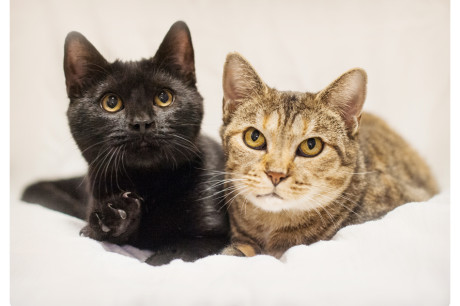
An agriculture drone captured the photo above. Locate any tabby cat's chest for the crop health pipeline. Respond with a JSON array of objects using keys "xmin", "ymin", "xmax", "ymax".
[{"xmin": 232, "ymin": 198, "xmax": 350, "ymax": 256}]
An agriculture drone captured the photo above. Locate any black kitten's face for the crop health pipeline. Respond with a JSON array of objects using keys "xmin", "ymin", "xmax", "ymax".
[
  {"xmin": 68, "ymin": 60, "xmax": 203, "ymax": 169},
  {"xmin": 64, "ymin": 22, "xmax": 202, "ymax": 170}
]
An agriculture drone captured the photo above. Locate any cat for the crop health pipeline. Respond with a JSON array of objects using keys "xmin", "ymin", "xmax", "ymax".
[
  {"xmin": 21, "ymin": 21, "xmax": 229, "ymax": 266},
  {"xmin": 219, "ymin": 53, "xmax": 438, "ymax": 258}
]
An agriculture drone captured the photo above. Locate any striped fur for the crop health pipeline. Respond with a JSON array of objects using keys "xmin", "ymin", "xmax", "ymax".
[{"xmin": 220, "ymin": 53, "xmax": 438, "ymax": 258}]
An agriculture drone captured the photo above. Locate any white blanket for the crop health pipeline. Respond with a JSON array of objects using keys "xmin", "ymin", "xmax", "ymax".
[{"xmin": 11, "ymin": 193, "xmax": 449, "ymax": 305}]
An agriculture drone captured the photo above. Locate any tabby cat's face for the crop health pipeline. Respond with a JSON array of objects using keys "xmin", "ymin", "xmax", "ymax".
[
  {"xmin": 64, "ymin": 22, "xmax": 202, "ymax": 170},
  {"xmin": 221, "ymin": 53, "xmax": 366, "ymax": 212}
]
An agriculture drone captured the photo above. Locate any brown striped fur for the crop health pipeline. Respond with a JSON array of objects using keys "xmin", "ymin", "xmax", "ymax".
[{"xmin": 220, "ymin": 53, "xmax": 438, "ymax": 258}]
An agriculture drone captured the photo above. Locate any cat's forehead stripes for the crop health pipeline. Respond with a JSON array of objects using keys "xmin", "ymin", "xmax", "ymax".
[
  {"xmin": 258, "ymin": 92, "xmax": 314, "ymax": 140},
  {"xmin": 291, "ymin": 114, "xmax": 307, "ymax": 136},
  {"xmin": 260, "ymin": 110, "xmax": 308, "ymax": 140},
  {"xmin": 262, "ymin": 110, "xmax": 281, "ymax": 131}
]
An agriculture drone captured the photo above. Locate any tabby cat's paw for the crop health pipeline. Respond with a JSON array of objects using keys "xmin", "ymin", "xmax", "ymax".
[
  {"xmin": 221, "ymin": 246, "xmax": 246, "ymax": 256},
  {"xmin": 221, "ymin": 243, "xmax": 257, "ymax": 257},
  {"xmin": 83, "ymin": 192, "xmax": 142, "ymax": 241}
]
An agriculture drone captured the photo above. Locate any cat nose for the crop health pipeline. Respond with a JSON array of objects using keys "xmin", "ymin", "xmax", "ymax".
[
  {"xmin": 129, "ymin": 120, "xmax": 154, "ymax": 133},
  {"xmin": 265, "ymin": 171, "xmax": 288, "ymax": 186}
]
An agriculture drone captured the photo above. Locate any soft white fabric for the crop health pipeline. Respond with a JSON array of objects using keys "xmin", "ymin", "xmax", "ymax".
[
  {"xmin": 10, "ymin": 0, "xmax": 449, "ymax": 305},
  {"xmin": 11, "ymin": 193, "xmax": 449, "ymax": 306}
]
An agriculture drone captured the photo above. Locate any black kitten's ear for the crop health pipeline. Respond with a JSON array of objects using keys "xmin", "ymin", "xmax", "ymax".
[
  {"xmin": 64, "ymin": 31, "xmax": 108, "ymax": 98},
  {"xmin": 222, "ymin": 53, "xmax": 267, "ymax": 123},
  {"xmin": 317, "ymin": 68, "xmax": 367, "ymax": 136},
  {"xmin": 153, "ymin": 21, "xmax": 196, "ymax": 85}
]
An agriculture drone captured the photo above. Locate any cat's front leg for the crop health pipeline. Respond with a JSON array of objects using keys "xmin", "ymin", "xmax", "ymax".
[
  {"xmin": 80, "ymin": 191, "xmax": 142, "ymax": 244},
  {"xmin": 145, "ymin": 236, "xmax": 229, "ymax": 266},
  {"xmin": 221, "ymin": 242, "xmax": 260, "ymax": 257}
]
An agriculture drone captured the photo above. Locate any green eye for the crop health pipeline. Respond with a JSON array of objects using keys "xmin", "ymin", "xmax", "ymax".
[
  {"xmin": 298, "ymin": 137, "xmax": 323, "ymax": 157},
  {"xmin": 101, "ymin": 94, "xmax": 123, "ymax": 112},
  {"xmin": 155, "ymin": 89, "xmax": 174, "ymax": 107},
  {"xmin": 243, "ymin": 128, "xmax": 266, "ymax": 150}
]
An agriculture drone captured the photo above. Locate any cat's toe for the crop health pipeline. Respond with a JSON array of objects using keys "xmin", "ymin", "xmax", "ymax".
[
  {"xmin": 79, "ymin": 225, "xmax": 91, "ymax": 237},
  {"xmin": 86, "ymin": 212, "xmax": 111, "ymax": 238},
  {"xmin": 94, "ymin": 212, "xmax": 111, "ymax": 232},
  {"xmin": 108, "ymin": 203, "xmax": 127, "ymax": 219},
  {"xmin": 122, "ymin": 191, "xmax": 143, "ymax": 206},
  {"xmin": 79, "ymin": 223, "xmax": 105, "ymax": 241},
  {"xmin": 105, "ymin": 192, "xmax": 142, "ymax": 220}
]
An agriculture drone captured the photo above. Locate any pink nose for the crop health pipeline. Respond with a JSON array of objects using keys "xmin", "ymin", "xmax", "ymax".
[{"xmin": 265, "ymin": 171, "xmax": 287, "ymax": 186}]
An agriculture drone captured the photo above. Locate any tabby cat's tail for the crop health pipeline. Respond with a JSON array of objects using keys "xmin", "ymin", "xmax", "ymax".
[{"xmin": 21, "ymin": 176, "xmax": 88, "ymax": 220}]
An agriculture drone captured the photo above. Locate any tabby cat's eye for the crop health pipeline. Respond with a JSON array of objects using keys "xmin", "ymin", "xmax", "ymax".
[
  {"xmin": 243, "ymin": 127, "xmax": 266, "ymax": 150},
  {"xmin": 298, "ymin": 137, "xmax": 324, "ymax": 157},
  {"xmin": 101, "ymin": 94, "xmax": 123, "ymax": 113},
  {"xmin": 155, "ymin": 89, "xmax": 174, "ymax": 107}
]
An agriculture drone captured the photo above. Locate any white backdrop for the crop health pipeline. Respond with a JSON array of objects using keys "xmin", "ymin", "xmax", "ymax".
[
  {"xmin": 10, "ymin": 0, "xmax": 450, "ymax": 305},
  {"xmin": 11, "ymin": 0, "xmax": 449, "ymax": 197}
]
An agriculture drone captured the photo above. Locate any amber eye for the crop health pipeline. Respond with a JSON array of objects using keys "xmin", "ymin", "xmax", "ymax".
[
  {"xmin": 298, "ymin": 137, "xmax": 324, "ymax": 157},
  {"xmin": 155, "ymin": 89, "xmax": 174, "ymax": 107},
  {"xmin": 101, "ymin": 94, "xmax": 123, "ymax": 113},
  {"xmin": 243, "ymin": 128, "xmax": 266, "ymax": 150}
]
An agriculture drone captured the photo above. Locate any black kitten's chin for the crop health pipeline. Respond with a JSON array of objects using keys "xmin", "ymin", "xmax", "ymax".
[
  {"xmin": 122, "ymin": 138, "xmax": 194, "ymax": 170},
  {"xmin": 131, "ymin": 137, "xmax": 168, "ymax": 149},
  {"xmin": 139, "ymin": 141, "xmax": 151, "ymax": 148}
]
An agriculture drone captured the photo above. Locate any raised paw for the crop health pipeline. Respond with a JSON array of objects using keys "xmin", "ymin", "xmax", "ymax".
[{"xmin": 83, "ymin": 191, "xmax": 143, "ymax": 242}]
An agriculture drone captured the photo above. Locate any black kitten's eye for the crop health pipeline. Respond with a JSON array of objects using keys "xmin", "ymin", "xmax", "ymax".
[
  {"xmin": 243, "ymin": 127, "xmax": 266, "ymax": 150},
  {"xmin": 297, "ymin": 137, "xmax": 324, "ymax": 157},
  {"xmin": 155, "ymin": 89, "xmax": 174, "ymax": 107},
  {"xmin": 101, "ymin": 94, "xmax": 123, "ymax": 113}
]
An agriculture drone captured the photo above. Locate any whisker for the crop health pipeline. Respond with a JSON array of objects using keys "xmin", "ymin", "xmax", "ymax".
[
  {"xmin": 222, "ymin": 187, "xmax": 249, "ymax": 213},
  {"xmin": 169, "ymin": 144, "xmax": 194, "ymax": 167},
  {"xmin": 170, "ymin": 134, "xmax": 201, "ymax": 153},
  {"xmin": 316, "ymin": 192, "xmax": 362, "ymax": 219},
  {"xmin": 92, "ymin": 147, "xmax": 114, "ymax": 198},
  {"xmin": 298, "ymin": 181, "xmax": 364, "ymax": 220},
  {"xmin": 197, "ymin": 183, "xmax": 244, "ymax": 202},
  {"xmin": 170, "ymin": 138, "xmax": 201, "ymax": 160},
  {"xmin": 103, "ymin": 146, "xmax": 119, "ymax": 194},
  {"xmin": 337, "ymin": 170, "xmax": 378, "ymax": 175},
  {"xmin": 311, "ymin": 206, "xmax": 327, "ymax": 228},
  {"xmin": 112, "ymin": 146, "xmax": 121, "ymax": 192},
  {"xmin": 79, "ymin": 138, "xmax": 113, "ymax": 155},
  {"xmin": 120, "ymin": 145, "xmax": 134, "ymax": 186},
  {"xmin": 202, "ymin": 178, "xmax": 247, "ymax": 192}
]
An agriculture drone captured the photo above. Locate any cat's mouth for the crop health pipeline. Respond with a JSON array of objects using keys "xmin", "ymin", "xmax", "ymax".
[
  {"xmin": 130, "ymin": 136, "xmax": 170, "ymax": 149},
  {"xmin": 139, "ymin": 140, "xmax": 150, "ymax": 147},
  {"xmin": 256, "ymin": 192, "xmax": 284, "ymax": 200}
]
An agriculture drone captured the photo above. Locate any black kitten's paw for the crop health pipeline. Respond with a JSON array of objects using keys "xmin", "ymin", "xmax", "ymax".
[
  {"xmin": 145, "ymin": 247, "xmax": 203, "ymax": 266},
  {"xmin": 145, "ymin": 237, "xmax": 228, "ymax": 266},
  {"xmin": 83, "ymin": 192, "xmax": 142, "ymax": 242},
  {"xmin": 145, "ymin": 249, "xmax": 181, "ymax": 266}
]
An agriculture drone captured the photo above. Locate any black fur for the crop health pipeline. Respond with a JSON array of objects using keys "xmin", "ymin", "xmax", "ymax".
[{"xmin": 22, "ymin": 21, "xmax": 229, "ymax": 265}]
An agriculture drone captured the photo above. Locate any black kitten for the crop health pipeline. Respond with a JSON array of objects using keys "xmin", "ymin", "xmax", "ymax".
[{"xmin": 22, "ymin": 21, "xmax": 229, "ymax": 266}]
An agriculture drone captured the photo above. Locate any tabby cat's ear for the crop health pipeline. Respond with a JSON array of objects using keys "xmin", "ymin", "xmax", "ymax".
[
  {"xmin": 64, "ymin": 32, "xmax": 109, "ymax": 98},
  {"xmin": 317, "ymin": 68, "xmax": 367, "ymax": 135},
  {"xmin": 222, "ymin": 53, "xmax": 266, "ymax": 122},
  {"xmin": 153, "ymin": 21, "xmax": 196, "ymax": 85}
]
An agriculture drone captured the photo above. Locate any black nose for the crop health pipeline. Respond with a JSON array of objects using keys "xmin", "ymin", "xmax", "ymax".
[{"xmin": 129, "ymin": 120, "xmax": 153, "ymax": 133}]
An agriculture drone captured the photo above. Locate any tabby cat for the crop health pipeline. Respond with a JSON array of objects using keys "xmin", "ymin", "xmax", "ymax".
[
  {"xmin": 220, "ymin": 53, "xmax": 438, "ymax": 258},
  {"xmin": 22, "ymin": 21, "xmax": 229, "ymax": 265}
]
